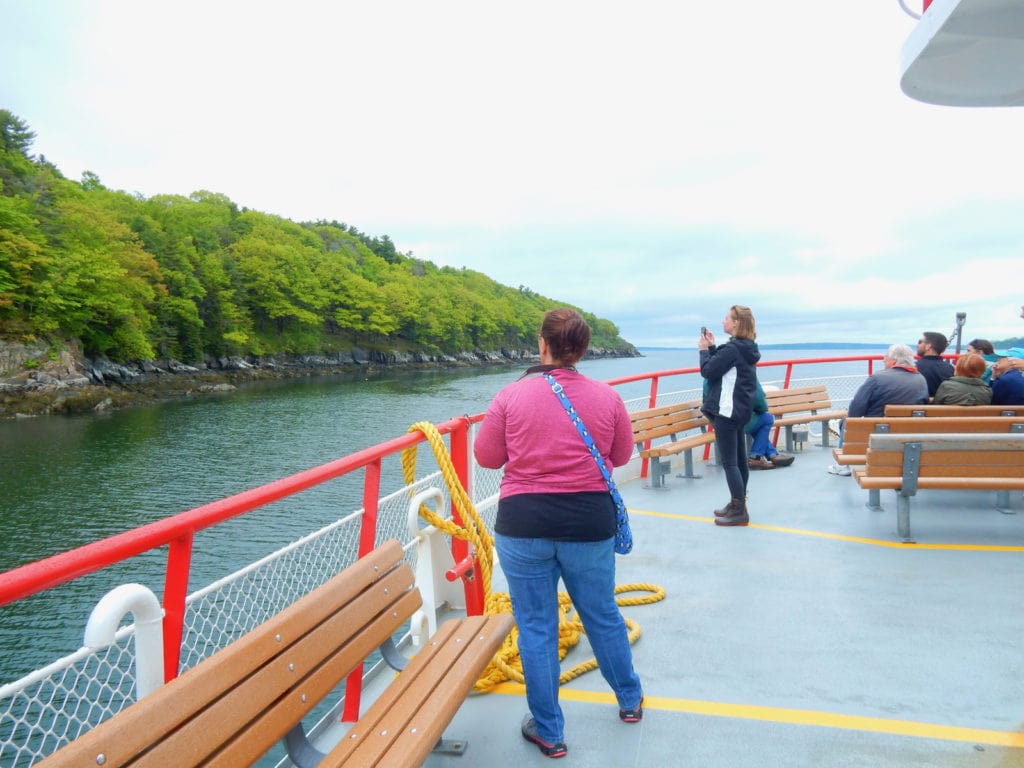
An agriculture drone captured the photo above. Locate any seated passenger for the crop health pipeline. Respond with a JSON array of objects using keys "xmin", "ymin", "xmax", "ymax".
[
  {"xmin": 990, "ymin": 353, "xmax": 1024, "ymax": 406},
  {"xmin": 916, "ymin": 332, "xmax": 955, "ymax": 398},
  {"xmin": 933, "ymin": 353, "xmax": 992, "ymax": 405},
  {"xmin": 828, "ymin": 344, "xmax": 928, "ymax": 475},
  {"xmin": 847, "ymin": 343, "xmax": 929, "ymax": 418},
  {"xmin": 745, "ymin": 380, "xmax": 794, "ymax": 469},
  {"xmin": 967, "ymin": 338, "xmax": 996, "ymax": 383}
]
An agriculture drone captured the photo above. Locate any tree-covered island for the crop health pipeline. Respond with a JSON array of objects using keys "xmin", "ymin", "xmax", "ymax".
[{"xmin": 0, "ymin": 111, "xmax": 637, "ymax": 417}]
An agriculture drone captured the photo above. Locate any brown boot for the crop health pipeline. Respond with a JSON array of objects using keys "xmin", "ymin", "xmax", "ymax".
[
  {"xmin": 713, "ymin": 500, "xmax": 732, "ymax": 517},
  {"xmin": 715, "ymin": 498, "xmax": 749, "ymax": 527}
]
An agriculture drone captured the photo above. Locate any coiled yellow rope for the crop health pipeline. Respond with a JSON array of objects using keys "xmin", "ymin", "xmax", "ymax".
[{"xmin": 403, "ymin": 421, "xmax": 666, "ymax": 692}]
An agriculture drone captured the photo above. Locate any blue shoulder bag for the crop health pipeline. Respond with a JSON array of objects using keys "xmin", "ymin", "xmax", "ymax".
[{"xmin": 543, "ymin": 373, "xmax": 633, "ymax": 555}]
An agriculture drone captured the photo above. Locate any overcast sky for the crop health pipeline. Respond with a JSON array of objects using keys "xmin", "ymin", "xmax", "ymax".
[{"xmin": 3, "ymin": 0, "xmax": 1023, "ymax": 349}]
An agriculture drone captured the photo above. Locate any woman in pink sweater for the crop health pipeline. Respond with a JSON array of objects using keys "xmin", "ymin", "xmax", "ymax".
[{"xmin": 474, "ymin": 308, "xmax": 642, "ymax": 759}]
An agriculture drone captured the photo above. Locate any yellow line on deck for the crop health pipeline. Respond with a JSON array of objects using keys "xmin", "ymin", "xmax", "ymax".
[
  {"xmin": 632, "ymin": 509, "xmax": 1024, "ymax": 551},
  {"xmin": 490, "ymin": 684, "xmax": 1024, "ymax": 748}
]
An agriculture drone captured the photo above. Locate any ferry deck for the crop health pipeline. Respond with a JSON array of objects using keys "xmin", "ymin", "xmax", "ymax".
[{"xmin": 425, "ymin": 432, "xmax": 1024, "ymax": 767}]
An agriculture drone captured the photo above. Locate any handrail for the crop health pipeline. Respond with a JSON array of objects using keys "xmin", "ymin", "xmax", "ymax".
[{"xmin": 0, "ymin": 413, "xmax": 482, "ymax": 681}]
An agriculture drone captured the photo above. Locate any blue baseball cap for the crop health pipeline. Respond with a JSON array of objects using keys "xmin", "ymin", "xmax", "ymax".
[{"xmin": 993, "ymin": 347, "xmax": 1024, "ymax": 359}]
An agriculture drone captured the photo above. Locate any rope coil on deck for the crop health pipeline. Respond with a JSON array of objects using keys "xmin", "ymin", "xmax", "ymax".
[{"xmin": 403, "ymin": 421, "xmax": 665, "ymax": 692}]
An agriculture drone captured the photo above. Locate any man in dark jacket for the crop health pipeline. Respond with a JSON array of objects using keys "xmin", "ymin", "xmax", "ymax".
[
  {"xmin": 916, "ymin": 331, "xmax": 954, "ymax": 398},
  {"xmin": 848, "ymin": 343, "xmax": 929, "ymax": 417},
  {"xmin": 828, "ymin": 344, "xmax": 928, "ymax": 475}
]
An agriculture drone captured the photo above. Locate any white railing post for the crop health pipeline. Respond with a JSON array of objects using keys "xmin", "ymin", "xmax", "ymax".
[
  {"xmin": 83, "ymin": 583, "xmax": 165, "ymax": 699},
  {"xmin": 406, "ymin": 487, "xmax": 464, "ymax": 643}
]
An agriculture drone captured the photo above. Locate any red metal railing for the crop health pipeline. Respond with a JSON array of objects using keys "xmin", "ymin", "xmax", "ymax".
[
  {"xmin": 606, "ymin": 354, "xmax": 889, "ymax": 478},
  {"xmin": 0, "ymin": 414, "xmax": 485, "ymax": 684}
]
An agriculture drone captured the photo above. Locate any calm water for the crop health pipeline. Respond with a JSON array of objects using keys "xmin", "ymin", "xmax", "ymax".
[{"xmin": 0, "ymin": 347, "xmax": 875, "ymax": 684}]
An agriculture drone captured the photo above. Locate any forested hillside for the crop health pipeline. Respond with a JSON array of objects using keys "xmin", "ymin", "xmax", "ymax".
[{"xmin": 0, "ymin": 110, "xmax": 632, "ymax": 365}]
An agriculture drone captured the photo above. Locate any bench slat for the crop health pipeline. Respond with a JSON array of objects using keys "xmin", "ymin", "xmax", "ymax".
[
  {"xmin": 835, "ymin": 417, "xmax": 1024, "ymax": 465},
  {"xmin": 324, "ymin": 613, "xmax": 513, "ymax": 767},
  {"xmin": 36, "ymin": 542, "xmax": 414, "ymax": 768},
  {"xmin": 642, "ymin": 431, "xmax": 715, "ymax": 458},
  {"xmin": 203, "ymin": 586, "xmax": 423, "ymax": 768},
  {"xmin": 762, "ymin": 385, "xmax": 846, "ymax": 451},
  {"xmin": 884, "ymin": 404, "xmax": 1022, "ymax": 417},
  {"xmin": 856, "ymin": 476, "xmax": 1024, "ymax": 491}
]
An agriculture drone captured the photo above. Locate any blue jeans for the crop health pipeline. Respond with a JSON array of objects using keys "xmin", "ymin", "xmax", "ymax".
[
  {"xmin": 495, "ymin": 533, "xmax": 642, "ymax": 744},
  {"xmin": 746, "ymin": 412, "xmax": 778, "ymax": 459}
]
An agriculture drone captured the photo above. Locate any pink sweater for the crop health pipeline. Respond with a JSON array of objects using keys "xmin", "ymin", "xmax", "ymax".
[{"xmin": 474, "ymin": 369, "xmax": 634, "ymax": 498}]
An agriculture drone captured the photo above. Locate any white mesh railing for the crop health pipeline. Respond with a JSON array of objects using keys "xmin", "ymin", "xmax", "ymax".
[{"xmin": 0, "ymin": 424, "xmax": 505, "ymax": 768}]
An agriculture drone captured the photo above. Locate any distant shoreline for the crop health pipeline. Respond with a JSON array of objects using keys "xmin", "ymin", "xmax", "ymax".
[{"xmin": 638, "ymin": 343, "xmax": 885, "ymax": 352}]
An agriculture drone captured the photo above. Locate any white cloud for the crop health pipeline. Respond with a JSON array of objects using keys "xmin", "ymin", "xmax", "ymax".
[{"xmin": 2, "ymin": 0, "xmax": 1023, "ymax": 347}]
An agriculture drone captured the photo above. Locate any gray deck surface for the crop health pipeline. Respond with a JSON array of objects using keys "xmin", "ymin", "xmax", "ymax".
[{"xmin": 421, "ymin": 436, "xmax": 1024, "ymax": 767}]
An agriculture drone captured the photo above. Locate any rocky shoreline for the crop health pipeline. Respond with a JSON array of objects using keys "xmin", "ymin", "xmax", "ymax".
[{"xmin": 0, "ymin": 339, "xmax": 640, "ymax": 419}]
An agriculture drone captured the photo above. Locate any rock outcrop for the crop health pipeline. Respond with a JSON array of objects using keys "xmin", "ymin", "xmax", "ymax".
[{"xmin": 0, "ymin": 339, "xmax": 640, "ymax": 419}]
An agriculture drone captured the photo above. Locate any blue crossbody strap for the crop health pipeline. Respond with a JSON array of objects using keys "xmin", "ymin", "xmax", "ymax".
[{"xmin": 543, "ymin": 373, "xmax": 633, "ymax": 554}]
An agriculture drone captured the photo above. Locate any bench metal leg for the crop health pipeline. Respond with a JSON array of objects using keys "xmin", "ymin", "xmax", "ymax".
[
  {"xmin": 866, "ymin": 489, "xmax": 882, "ymax": 511},
  {"xmin": 284, "ymin": 723, "xmax": 327, "ymax": 768},
  {"xmin": 433, "ymin": 736, "xmax": 469, "ymax": 755},
  {"xmin": 783, "ymin": 425, "xmax": 794, "ymax": 453},
  {"xmin": 677, "ymin": 449, "xmax": 703, "ymax": 479},
  {"xmin": 821, "ymin": 424, "xmax": 832, "ymax": 448},
  {"xmin": 648, "ymin": 457, "xmax": 671, "ymax": 489},
  {"xmin": 897, "ymin": 493, "xmax": 915, "ymax": 544},
  {"xmin": 996, "ymin": 490, "xmax": 1015, "ymax": 513}
]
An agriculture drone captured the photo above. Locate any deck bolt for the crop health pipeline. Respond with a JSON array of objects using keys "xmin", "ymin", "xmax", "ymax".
[
  {"xmin": 288, "ymin": 663, "xmax": 295, "ymax": 671},
  {"xmin": 301, "ymin": 694, "xmax": 307, "ymax": 703},
  {"xmin": 96, "ymin": 756, "xmax": 106, "ymax": 766},
  {"xmin": 410, "ymin": 727, "xmax": 418, "ymax": 734},
  {"xmin": 275, "ymin": 634, "xmax": 282, "ymax": 642},
  {"xmin": 383, "ymin": 587, "xmax": 389, "ymax": 595},
  {"xmin": 379, "ymin": 729, "xmax": 389, "ymax": 736}
]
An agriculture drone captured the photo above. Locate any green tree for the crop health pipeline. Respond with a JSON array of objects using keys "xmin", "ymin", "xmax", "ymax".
[
  {"xmin": 230, "ymin": 212, "xmax": 328, "ymax": 353},
  {"xmin": 35, "ymin": 196, "xmax": 161, "ymax": 359}
]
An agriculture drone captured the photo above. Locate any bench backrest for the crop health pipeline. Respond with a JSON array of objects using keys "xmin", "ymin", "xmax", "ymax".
[
  {"xmin": 839, "ymin": 416, "xmax": 1024, "ymax": 457},
  {"xmin": 764, "ymin": 385, "xmax": 833, "ymax": 416},
  {"xmin": 863, "ymin": 432, "xmax": 1024, "ymax": 479},
  {"xmin": 884, "ymin": 404, "xmax": 1022, "ymax": 418},
  {"xmin": 37, "ymin": 540, "xmax": 419, "ymax": 768},
  {"xmin": 631, "ymin": 399, "xmax": 708, "ymax": 444}
]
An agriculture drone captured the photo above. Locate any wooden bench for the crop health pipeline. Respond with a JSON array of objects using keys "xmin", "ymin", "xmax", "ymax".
[
  {"xmin": 853, "ymin": 433, "xmax": 1024, "ymax": 542},
  {"xmin": 37, "ymin": 540, "xmax": 513, "ymax": 768},
  {"xmin": 631, "ymin": 399, "xmax": 715, "ymax": 488},
  {"xmin": 832, "ymin": 416, "xmax": 1024, "ymax": 471},
  {"xmin": 884, "ymin": 404, "xmax": 1022, "ymax": 418},
  {"xmin": 764, "ymin": 385, "xmax": 847, "ymax": 452}
]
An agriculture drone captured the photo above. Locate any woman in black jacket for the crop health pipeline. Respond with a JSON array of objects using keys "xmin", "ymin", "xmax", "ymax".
[{"xmin": 698, "ymin": 305, "xmax": 761, "ymax": 526}]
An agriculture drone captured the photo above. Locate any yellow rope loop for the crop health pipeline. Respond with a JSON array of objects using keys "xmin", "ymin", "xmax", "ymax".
[
  {"xmin": 614, "ymin": 582, "xmax": 667, "ymax": 607},
  {"xmin": 400, "ymin": 421, "xmax": 667, "ymax": 694},
  {"xmin": 403, "ymin": 421, "xmax": 495, "ymax": 603}
]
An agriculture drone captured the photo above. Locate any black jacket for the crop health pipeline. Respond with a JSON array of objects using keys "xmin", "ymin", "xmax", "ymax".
[
  {"xmin": 700, "ymin": 337, "xmax": 761, "ymax": 424},
  {"xmin": 916, "ymin": 355, "xmax": 954, "ymax": 397}
]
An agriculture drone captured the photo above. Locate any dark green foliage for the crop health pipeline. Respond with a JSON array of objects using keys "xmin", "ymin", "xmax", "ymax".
[{"xmin": 0, "ymin": 112, "xmax": 632, "ymax": 362}]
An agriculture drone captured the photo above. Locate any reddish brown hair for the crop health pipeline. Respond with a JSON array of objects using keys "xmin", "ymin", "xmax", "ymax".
[{"xmin": 954, "ymin": 353, "xmax": 986, "ymax": 379}]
